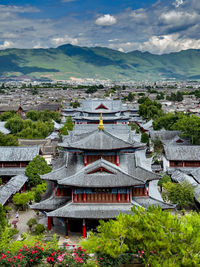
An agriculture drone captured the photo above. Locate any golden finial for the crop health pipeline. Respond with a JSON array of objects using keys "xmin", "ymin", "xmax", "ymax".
[{"xmin": 98, "ymin": 112, "xmax": 104, "ymax": 131}]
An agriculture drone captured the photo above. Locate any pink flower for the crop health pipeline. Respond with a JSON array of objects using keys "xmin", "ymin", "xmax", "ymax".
[{"xmin": 57, "ymin": 255, "xmax": 63, "ymax": 262}]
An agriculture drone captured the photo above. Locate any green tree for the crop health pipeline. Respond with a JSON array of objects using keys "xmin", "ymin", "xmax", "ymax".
[
  {"xmin": 35, "ymin": 224, "xmax": 46, "ymax": 235},
  {"xmin": 141, "ymin": 132, "xmax": 149, "ymax": 144},
  {"xmin": 138, "ymin": 98, "xmax": 163, "ymax": 120},
  {"xmin": 0, "ymin": 132, "xmax": 18, "ymax": 146},
  {"xmin": 172, "ymin": 114, "xmax": 200, "ymax": 145},
  {"xmin": 127, "ymin": 92, "xmax": 135, "ymax": 102},
  {"xmin": 25, "ymin": 155, "xmax": 52, "ymax": 186},
  {"xmin": 0, "ymin": 204, "xmax": 7, "ymax": 238},
  {"xmin": 12, "ymin": 192, "xmax": 34, "ymax": 210},
  {"xmin": 153, "ymin": 112, "xmax": 184, "ymax": 130},
  {"xmin": 60, "ymin": 116, "xmax": 74, "ymax": 135},
  {"xmin": 5, "ymin": 116, "xmax": 24, "ymax": 134},
  {"xmin": 81, "ymin": 206, "xmax": 200, "ymax": 266},
  {"xmin": 26, "ymin": 110, "xmax": 39, "ymax": 121},
  {"xmin": 27, "ymin": 218, "xmax": 37, "ymax": 231},
  {"xmin": 70, "ymin": 100, "xmax": 80, "ymax": 108},
  {"xmin": 158, "ymin": 174, "xmax": 171, "ymax": 192},
  {"xmin": 65, "ymin": 116, "xmax": 74, "ymax": 131},
  {"xmin": 0, "ymin": 111, "xmax": 16, "ymax": 121},
  {"xmin": 163, "ymin": 181, "xmax": 195, "ymax": 209}
]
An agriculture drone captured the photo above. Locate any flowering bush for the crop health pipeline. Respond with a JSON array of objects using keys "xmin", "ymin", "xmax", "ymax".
[{"xmin": 0, "ymin": 243, "xmax": 91, "ymax": 267}]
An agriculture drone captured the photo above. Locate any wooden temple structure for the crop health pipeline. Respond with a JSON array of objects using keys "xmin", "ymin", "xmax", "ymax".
[
  {"xmin": 31, "ymin": 109, "xmax": 174, "ymax": 238},
  {"xmin": 62, "ymin": 99, "xmax": 139, "ymax": 125}
]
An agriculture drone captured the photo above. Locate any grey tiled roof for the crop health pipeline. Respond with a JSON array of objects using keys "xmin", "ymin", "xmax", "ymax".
[
  {"xmin": 30, "ymin": 196, "xmax": 69, "ymax": 211},
  {"xmin": 0, "ymin": 174, "xmax": 28, "ymax": 205},
  {"xmin": 72, "ymin": 124, "xmax": 142, "ymax": 145},
  {"xmin": 74, "ymin": 116, "xmax": 129, "ymax": 121},
  {"xmin": 59, "ymin": 158, "xmax": 144, "ymax": 187},
  {"xmin": 120, "ymin": 153, "xmax": 160, "ymax": 182},
  {"xmin": 0, "ymin": 146, "xmax": 40, "ymax": 161},
  {"xmin": 81, "ymin": 99, "xmax": 123, "ymax": 113},
  {"xmin": 139, "ymin": 119, "xmax": 153, "ymax": 131},
  {"xmin": 149, "ymin": 130, "xmax": 181, "ymax": 141},
  {"xmin": 0, "ymin": 122, "xmax": 11, "ymax": 134},
  {"xmin": 135, "ymin": 150, "xmax": 152, "ymax": 171},
  {"xmin": 42, "ymin": 152, "xmax": 83, "ymax": 181},
  {"xmin": 164, "ymin": 145, "xmax": 200, "ymax": 161},
  {"xmin": 47, "ymin": 202, "xmax": 133, "ymax": 219},
  {"xmin": 60, "ymin": 129, "xmax": 142, "ymax": 150},
  {"xmin": 191, "ymin": 168, "xmax": 200, "ymax": 184},
  {"xmin": 171, "ymin": 170, "xmax": 198, "ymax": 186},
  {"xmin": 0, "ymin": 168, "xmax": 26, "ymax": 176},
  {"xmin": 133, "ymin": 196, "xmax": 175, "ymax": 209},
  {"xmin": 41, "ymin": 165, "xmax": 68, "ymax": 181}
]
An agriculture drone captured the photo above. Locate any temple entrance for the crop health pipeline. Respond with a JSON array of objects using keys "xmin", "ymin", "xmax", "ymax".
[
  {"xmin": 69, "ymin": 219, "xmax": 83, "ymax": 233},
  {"xmin": 86, "ymin": 219, "xmax": 100, "ymax": 232}
]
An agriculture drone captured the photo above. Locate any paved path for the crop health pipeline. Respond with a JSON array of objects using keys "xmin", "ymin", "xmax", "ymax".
[
  {"xmin": 8, "ymin": 207, "xmax": 82, "ymax": 245},
  {"xmin": 9, "ymin": 208, "xmax": 37, "ymax": 239}
]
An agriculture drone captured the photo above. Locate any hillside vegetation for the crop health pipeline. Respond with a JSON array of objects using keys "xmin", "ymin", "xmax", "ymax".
[{"xmin": 1, "ymin": 44, "xmax": 200, "ymax": 81}]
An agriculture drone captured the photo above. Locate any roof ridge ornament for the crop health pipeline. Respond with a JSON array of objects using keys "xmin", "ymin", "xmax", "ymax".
[{"xmin": 98, "ymin": 112, "xmax": 104, "ymax": 131}]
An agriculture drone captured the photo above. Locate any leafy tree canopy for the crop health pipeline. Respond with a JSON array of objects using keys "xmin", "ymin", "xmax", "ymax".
[
  {"xmin": 0, "ymin": 111, "xmax": 16, "ymax": 121},
  {"xmin": 81, "ymin": 206, "xmax": 200, "ymax": 266},
  {"xmin": 0, "ymin": 132, "xmax": 18, "ymax": 146},
  {"xmin": 25, "ymin": 155, "xmax": 52, "ymax": 186},
  {"xmin": 163, "ymin": 181, "xmax": 195, "ymax": 210},
  {"xmin": 138, "ymin": 98, "xmax": 163, "ymax": 121},
  {"xmin": 141, "ymin": 132, "xmax": 149, "ymax": 144}
]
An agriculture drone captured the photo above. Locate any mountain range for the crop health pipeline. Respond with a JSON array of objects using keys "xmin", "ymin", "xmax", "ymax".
[{"xmin": 1, "ymin": 44, "xmax": 200, "ymax": 81}]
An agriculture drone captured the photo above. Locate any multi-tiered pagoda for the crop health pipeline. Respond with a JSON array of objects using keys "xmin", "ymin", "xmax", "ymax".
[
  {"xmin": 62, "ymin": 99, "xmax": 139, "ymax": 125},
  {"xmin": 32, "ymin": 112, "xmax": 173, "ymax": 237}
]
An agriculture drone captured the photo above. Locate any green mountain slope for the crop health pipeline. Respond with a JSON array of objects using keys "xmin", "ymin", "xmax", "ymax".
[{"xmin": 1, "ymin": 44, "xmax": 200, "ymax": 81}]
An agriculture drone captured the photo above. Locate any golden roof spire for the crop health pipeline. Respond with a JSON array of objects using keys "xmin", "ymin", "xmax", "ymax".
[{"xmin": 98, "ymin": 112, "xmax": 104, "ymax": 131}]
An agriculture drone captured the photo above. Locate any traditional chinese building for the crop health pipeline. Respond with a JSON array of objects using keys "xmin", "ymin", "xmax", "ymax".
[
  {"xmin": 163, "ymin": 145, "xmax": 200, "ymax": 172},
  {"xmin": 0, "ymin": 146, "xmax": 40, "ymax": 184},
  {"xmin": 31, "ymin": 114, "xmax": 174, "ymax": 238},
  {"xmin": 62, "ymin": 99, "xmax": 139, "ymax": 125}
]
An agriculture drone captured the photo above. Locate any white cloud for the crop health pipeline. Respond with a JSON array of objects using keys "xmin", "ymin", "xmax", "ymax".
[
  {"xmin": 0, "ymin": 40, "xmax": 14, "ymax": 49},
  {"xmin": 159, "ymin": 10, "xmax": 199, "ymax": 26},
  {"xmin": 173, "ymin": 0, "xmax": 184, "ymax": 8},
  {"xmin": 140, "ymin": 34, "xmax": 200, "ymax": 54},
  {"xmin": 95, "ymin": 14, "xmax": 117, "ymax": 26},
  {"xmin": 130, "ymin": 9, "xmax": 147, "ymax": 22},
  {"xmin": 51, "ymin": 35, "xmax": 79, "ymax": 46}
]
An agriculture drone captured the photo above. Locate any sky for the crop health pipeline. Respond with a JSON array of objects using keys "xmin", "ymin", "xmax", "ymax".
[{"xmin": 0, "ymin": 0, "xmax": 200, "ymax": 54}]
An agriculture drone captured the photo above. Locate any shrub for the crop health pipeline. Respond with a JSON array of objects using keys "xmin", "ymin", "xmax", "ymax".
[
  {"xmin": 27, "ymin": 218, "xmax": 37, "ymax": 231},
  {"xmin": 35, "ymin": 224, "xmax": 46, "ymax": 235}
]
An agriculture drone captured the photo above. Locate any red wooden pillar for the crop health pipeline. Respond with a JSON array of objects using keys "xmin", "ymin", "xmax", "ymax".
[
  {"xmin": 84, "ymin": 156, "xmax": 87, "ymax": 167},
  {"xmin": 48, "ymin": 217, "xmax": 52, "ymax": 231},
  {"xmin": 74, "ymin": 192, "xmax": 78, "ymax": 202},
  {"xmin": 83, "ymin": 191, "xmax": 86, "ymax": 202},
  {"xmin": 117, "ymin": 191, "xmax": 121, "ymax": 202},
  {"xmin": 57, "ymin": 187, "xmax": 60, "ymax": 197},
  {"xmin": 82, "ymin": 219, "xmax": 86, "ymax": 238},
  {"xmin": 126, "ymin": 192, "xmax": 129, "ymax": 202},
  {"xmin": 144, "ymin": 187, "xmax": 148, "ymax": 196},
  {"xmin": 116, "ymin": 155, "xmax": 119, "ymax": 166},
  {"xmin": 23, "ymin": 184, "xmax": 25, "ymax": 192}
]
